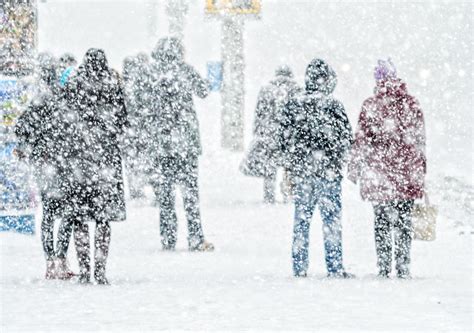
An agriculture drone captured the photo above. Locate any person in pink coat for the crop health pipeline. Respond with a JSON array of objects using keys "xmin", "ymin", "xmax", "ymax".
[{"xmin": 348, "ymin": 59, "xmax": 426, "ymax": 278}]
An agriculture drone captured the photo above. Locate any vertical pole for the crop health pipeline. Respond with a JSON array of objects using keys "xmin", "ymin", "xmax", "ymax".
[
  {"xmin": 166, "ymin": 0, "xmax": 188, "ymax": 40},
  {"xmin": 221, "ymin": 17, "xmax": 244, "ymax": 151},
  {"xmin": 146, "ymin": 0, "xmax": 159, "ymax": 44}
]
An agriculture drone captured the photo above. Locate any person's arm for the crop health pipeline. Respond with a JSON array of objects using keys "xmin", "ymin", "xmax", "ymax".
[
  {"xmin": 347, "ymin": 102, "xmax": 369, "ymax": 184},
  {"xmin": 253, "ymin": 88, "xmax": 270, "ymax": 135},
  {"xmin": 14, "ymin": 103, "xmax": 39, "ymax": 157},
  {"xmin": 186, "ymin": 64, "xmax": 209, "ymax": 99},
  {"xmin": 411, "ymin": 97, "xmax": 427, "ymax": 174}
]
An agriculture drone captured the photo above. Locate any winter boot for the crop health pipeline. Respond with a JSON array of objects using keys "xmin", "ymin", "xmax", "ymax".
[
  {"xmin": 45, "ymin": 259, "xmax": 57, "ymax": 280},
  {"xmin": 327, "ymin": 270, "xmax": 356, "ymax": 279},
  {"xmin": 55, "ymin": 258, "xmax": 76, "ymax": 280},
  {"xmin": 189, "ymin": 240, "xmax": 215, "ymax": 252}
]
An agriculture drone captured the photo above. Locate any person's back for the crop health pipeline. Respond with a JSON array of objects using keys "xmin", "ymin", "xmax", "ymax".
[
  {"xmin": 280, "ymin": 59, "xmax": 352, "ymax": 182},
  {"xmin": 281, "ymin": 58, "xmax": 354, "ymax": 278},
  {"xmin": 241, "ymin": 65, "xmax": 299, "ymax": 203},
  {"xmin": 146, "ymin": 37, "xmax": 209, "ymax": 158},
  {"xmin": 144, "ymin": 37, "xmax": 213, "ymax": 252},
  {"xmin": 254, "ymin": 67, "xmax": 299, "ymax": 142}
]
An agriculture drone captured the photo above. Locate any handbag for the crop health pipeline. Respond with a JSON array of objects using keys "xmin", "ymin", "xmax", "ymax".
[{"xmin": 412, "ymin": 193, "xmax": 438, "ymax": 241}]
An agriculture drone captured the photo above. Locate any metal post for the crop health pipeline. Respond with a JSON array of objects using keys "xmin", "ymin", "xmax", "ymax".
[
  {"xmin": 166, "ymin": 0, "xmax": 188, "ymax": 40},
  {"xmin": 221, "ymin": 17, "xmax": 245, "ymax": 151},
  {"xmin": 146, "ymin": 0, "xmax": 159, "ymax": 43}
]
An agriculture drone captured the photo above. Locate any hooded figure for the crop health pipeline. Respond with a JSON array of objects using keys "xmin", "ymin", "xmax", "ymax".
[
  {"xmin": 279, "ymin": 58, "xmax": 353, "ymax": 278},
  {"xmin": 15, "ymin": 52, "xmax": 76, "ymax": 280},
  {"xmin": 57, "ymin": 52, "xmax": 77, "ymax": 87},
  {"xmin": 348, "ymin": 59, "xmax": 426, "ymax": 278},
  {"xmin": 240, "ymin": 65, "xmax": 299, "ymax": 203},
  {"xmin": 142, "ymin": 37, "xmax": 213, "ymax": 252},
  {"xmin": 64, "ymin": 48, "xmax": 127, "ymax": 284}
]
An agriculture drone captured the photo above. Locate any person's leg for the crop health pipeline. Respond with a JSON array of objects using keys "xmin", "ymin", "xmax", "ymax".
[
  {"xmin": 280, "ymin": 169, "xmax": 292, "ymax": 204},
  {"xmin": 394, "ymin": 200, "xmax": 414, "ymax": 278},
  {"xmin": 182, "ymin": 156, "xmax": 213, "ymax": 251},
  {"xmin": 157, "ymin": 178, "xmax": 177, "ymax": 250},
  {"xmin": 292, "ymin": 179, "xmax": 316, "ymax": 276},
  {"xmin": 263, "ymin": 171, "xmax": 276, "ymax": 204},
  {"xmin": 182, "ymin": 172, "xmax": 206, "ymax": 250},
  {"xmin": 94, "ymin": 220, "xmax": 111, "ymax": 284},
  {"xmin": 373, "ymin": 203, "xmax": 393, "ymax": 277},
  {"xmin": 74, "ymin": 221, "xmax": 91, "ymax": 283},
  {"xmin": 55, "ymin": 213, "xmax": 76, "ymax": 279},
  {"xmin": 41, "ymin": 198, "xmax": 57, "ymax": 279},
  {"xmin": 318, "ymin": 179, "xmax": 347, "ymax": 276}
]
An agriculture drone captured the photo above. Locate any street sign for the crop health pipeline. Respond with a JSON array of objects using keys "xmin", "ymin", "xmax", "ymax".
[{"xmin": 205, "ymin": 0, "xmax": 261, "ymax": 16}]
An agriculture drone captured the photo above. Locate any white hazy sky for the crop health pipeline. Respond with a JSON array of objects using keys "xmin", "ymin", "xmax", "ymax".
[{"xmin": 37, "ymin": 0, "xmax": 472, "ymax": 182}]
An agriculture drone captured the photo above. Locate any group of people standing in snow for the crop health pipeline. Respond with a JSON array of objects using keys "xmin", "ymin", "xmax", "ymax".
[
  {"xmin": 244, "ymin": 58, "xmax": 426, "ymax": 279},
  {"xmin": 15, "ymin": 38, "xmax": 214, "ymax": 285},
  {"xmin": 14, "ymin": 35, "xmax": 426, "ymax": 284}
]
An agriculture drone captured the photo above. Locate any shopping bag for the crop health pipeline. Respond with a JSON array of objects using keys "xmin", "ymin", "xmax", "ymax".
[{"xmin": 412, "ymin": 194, "xmax": 437, "ymax": 241}]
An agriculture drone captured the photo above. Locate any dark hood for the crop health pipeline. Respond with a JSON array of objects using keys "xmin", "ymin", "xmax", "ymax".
[
  {"xmin": 83, "ymin": 48, "xmax": 109, "ymax": 76},
  {"xmin": 151, "ymin": 37, "xmax": 184, "ymax": 65},
  {"xmin": 305, "ymin": 58, "xmax": 337, "ymax": 95},
  {"xmin": 36, "ymin": 52, "xmax": 58, "ymax": 89}
]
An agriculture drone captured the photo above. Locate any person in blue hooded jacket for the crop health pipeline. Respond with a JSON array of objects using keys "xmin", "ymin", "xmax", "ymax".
[{"xmin": 279, "ymin": 58, "xmax": 354, "ymax": 278}]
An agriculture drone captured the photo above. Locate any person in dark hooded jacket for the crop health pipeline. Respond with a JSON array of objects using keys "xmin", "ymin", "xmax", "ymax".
[
  {"xmin": 142, "ymin": 37, "xmax": 214, "ymax": 251},
  {"xmin": 15, "ymin": 52, "xmax": 76, "ymax": 280},
  {"xmin": 64, "ymin": 48, "xmax": 127, "ymax": 284},
  {"xmin": 279, "ymin": 58, "xmax": 354, "ymax": 278}
]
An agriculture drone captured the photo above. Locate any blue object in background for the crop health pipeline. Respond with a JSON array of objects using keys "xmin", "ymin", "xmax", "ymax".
[
  {"xmin": 59, "ymin": 66, "xmax": 74, "ymax": 87},
  {"xmin": 0, "ymin": 80, "xmax": 20, "ymax": 102},
  {"xmin": 207, "ymin": 61, "xmax": 223, "ymax": 92},
  {"xmin": 0, "ymin": 215, "xmax": 35, "ymax": 234}
]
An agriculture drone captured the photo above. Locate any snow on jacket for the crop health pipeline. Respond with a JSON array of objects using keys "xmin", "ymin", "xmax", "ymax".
[
  {"xmin": 143, "ymin": 37, "xmax": 209, "ymax": 160},
  {"xmin": 241, "ymin": 74, "xmax": 299, "ymax": 177},
  {"xmin": 65, "ymin": 48, "xmax": 127, "ymax": 222},
  {"xmin": 279, "ymin": 58, "xmax": 353, "ymax": 182},
  {"xmin": 348, "ymin": 78, "xmax": 426, "ymax": 202},
  {"xmin": 14, "ymin": 58, "xmax": 77, "ymax": 199}
]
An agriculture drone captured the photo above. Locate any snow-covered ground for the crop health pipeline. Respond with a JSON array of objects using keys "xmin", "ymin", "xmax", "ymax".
[
  {"xmin": 1, "ymin": 95, "xmax": 472, "ymax": 331},
  {"xmin": 1, "ymin": 1, "xmax": 473, "ymax": 331}
]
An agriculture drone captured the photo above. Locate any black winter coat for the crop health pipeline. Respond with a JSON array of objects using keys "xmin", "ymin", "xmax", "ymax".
[
  {"xmin": 15, "ymin": 90, "xmax": 76, "ymax": 200},
  {"xmin": 279, "ymin": 59, "xmax": 353, "ymax": 182},
  {"xmin": 65, "ymin": 51, "xmax": 127, "ymax": 222}
]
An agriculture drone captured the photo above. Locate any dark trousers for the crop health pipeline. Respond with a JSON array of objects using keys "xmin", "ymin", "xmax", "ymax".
[
  {"xmin": 373, "ymin": 200, "xmax": 414, "ymax": 276},
  {"xmin": 153, "ymin": 155, "xmax": 205, "ymax": 250},
  {"xmin": 73, "ymin": 219, "xmax": 111, "ymax": 280},
  {"xmin": 263, "ymin": 172, "xmax": 276, "ymax": 204},
  {"xmin": 41, "ymin": 197, "xmax": 73, "ymax": 260}
]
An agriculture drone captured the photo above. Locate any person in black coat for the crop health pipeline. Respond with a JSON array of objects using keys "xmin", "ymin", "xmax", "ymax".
[
  {"xmin": 15, "ymin": 52, "xmax": 76, "ymax": 280},
  {"xmin": 65, "ymin": 48, "xmax": 127, "ymax": 284},
  {"xmin": 142, "ymin": 37, "xmax": 214, "ymax": 252},
  {"xmin": 279, "ymin": 58, "xmax": 354, "ymax": 278}
]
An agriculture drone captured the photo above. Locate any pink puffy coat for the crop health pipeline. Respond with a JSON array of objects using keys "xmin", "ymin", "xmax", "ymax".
[{"xmin": 348, "ymin": 78, "xmax": 426, "ymax": 203}]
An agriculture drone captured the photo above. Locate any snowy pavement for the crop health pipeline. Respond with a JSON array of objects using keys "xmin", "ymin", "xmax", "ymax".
[{"xmin": 1, "ymin": 144, "xmax": 472, "ymax": 331}]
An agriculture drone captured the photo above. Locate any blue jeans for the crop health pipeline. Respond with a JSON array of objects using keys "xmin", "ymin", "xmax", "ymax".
[{"xmin": 292, "ymin": 177, "xmax": 345, "ymax": 275}]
